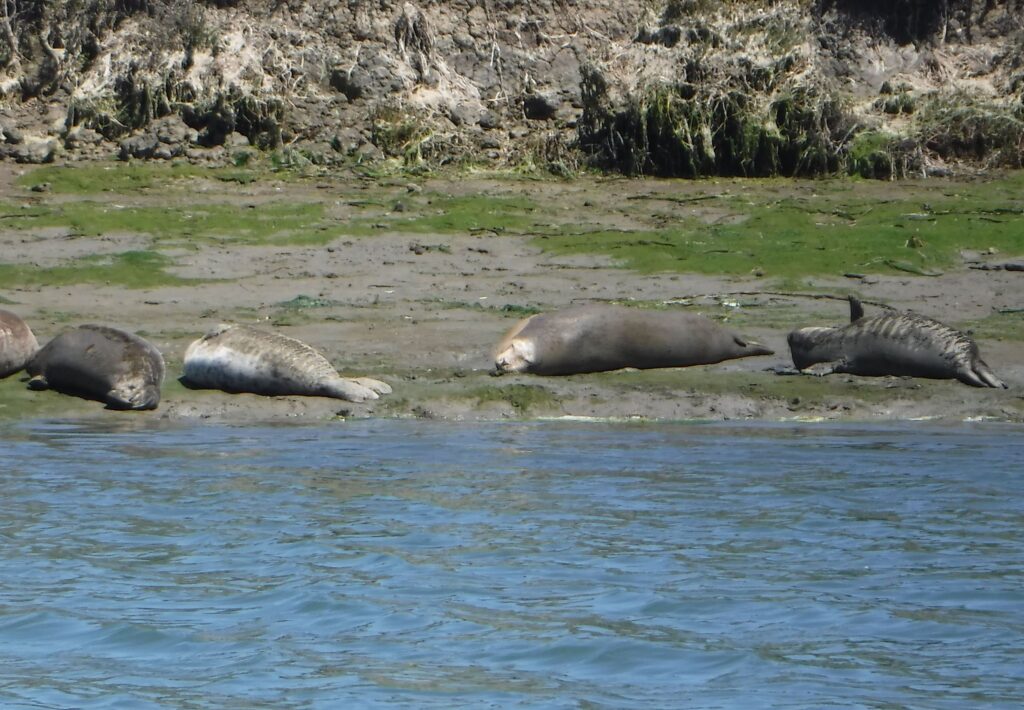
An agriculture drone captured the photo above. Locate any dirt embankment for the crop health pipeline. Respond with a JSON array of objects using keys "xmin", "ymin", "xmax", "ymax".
[{"xmin": 1, "ymin": 1, "xmax": 1022, "ymax": 176}]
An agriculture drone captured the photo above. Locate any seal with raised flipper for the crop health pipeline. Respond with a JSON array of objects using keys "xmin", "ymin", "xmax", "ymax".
[
  {"xmin": 181, "ymin": 324, "xmax": 392, "ymax": 402},
  {"xmin": 0, "ymin": 308, "xmax": 39, "ymax": 378},
  {"xmin": 492, "ymin": 304, "xmax": 774, "ymax": 376},
  {"xmin": 787, "ymin": 296, "xmax": 1006, "ymax": 388},
  {"xmin": 27, "ymin": 325, "xmax": 166, "ymax": 409}
]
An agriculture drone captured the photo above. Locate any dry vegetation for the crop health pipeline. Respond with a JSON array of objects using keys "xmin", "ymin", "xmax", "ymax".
[{"xmin": 0, "ymin": 1, "xmax": 1022, "ymax": 175}]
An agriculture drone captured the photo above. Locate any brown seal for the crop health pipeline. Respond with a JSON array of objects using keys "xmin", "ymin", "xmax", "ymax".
[
  {"xmin": 27, "ymin": 325, "xmax": 166, "ymax": 409},
  {"xmin": 787, "ymin": 296, "xmax": 1006, "ymax": 388},
  {"xmin": 0, "ymin": 308, "xmax": 39, "ymax": 378},
  {"xmin": 493, "ymin": 304, "xmax": 774, "ymax": 375}
]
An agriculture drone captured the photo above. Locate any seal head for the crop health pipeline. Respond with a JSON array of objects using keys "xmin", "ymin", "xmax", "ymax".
[{"xmin": 0, "ymin": 309, "xmax": 40, "ymax": 378}]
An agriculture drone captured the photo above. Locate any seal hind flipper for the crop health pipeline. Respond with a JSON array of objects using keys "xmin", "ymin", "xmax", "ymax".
[
  {"xmin": 959, "ymin": 360, "xmax": 1007, "ymax": 389},
  {"xmin": 848, "ymin": 296, "xmax": 865, "ymax": 323}
]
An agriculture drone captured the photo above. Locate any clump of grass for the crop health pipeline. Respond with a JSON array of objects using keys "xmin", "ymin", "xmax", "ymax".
[
  {"xmin": 916, "ymin": 93, "xmax": 1024, "ymax": 169},
  {"xmin": 371, "ymin": 104, "xmax": 433, "ymax": 165},
  {"xmin": 579, "ymin": 64, "xmax": 848, "ymax": 178}
]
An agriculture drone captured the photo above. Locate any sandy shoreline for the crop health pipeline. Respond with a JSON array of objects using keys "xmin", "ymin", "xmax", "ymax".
[{"xmin": 1, "ymin": 163, "xmax": 1022, "ymax": 424}]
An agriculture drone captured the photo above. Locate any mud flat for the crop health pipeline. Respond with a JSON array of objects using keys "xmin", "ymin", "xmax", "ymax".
[{"xmin": 1, "ymin": 162, "xmax": 1022, "ymax": 423}]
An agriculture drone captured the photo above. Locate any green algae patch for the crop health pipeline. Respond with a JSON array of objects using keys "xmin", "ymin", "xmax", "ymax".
[
  {"xmin": 535, "ymin": 176, "xmax": 1024, "ymax": 278},
  {"xmin": 469, "ymin": 382, "xmax": 560, "ymax": 414},
  {"xmin": 346, "ymin": 192, "xmax": 542, "ymax": 236},
  {"xmin": 2, "ymin": 200, "xmax": 329, "ymax": 246},
  {"xmin": 0, "ymin": 251, "xmax": 192, "ymax": 289},
  {"xmin": 958, "ymin": 310, "xmax": 1024, "ymax": 342}
]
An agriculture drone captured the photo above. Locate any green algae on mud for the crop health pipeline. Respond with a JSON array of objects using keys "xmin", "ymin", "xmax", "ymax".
[
  {"xmin": 0, "ymin": 251, "xmax": 193, "ymax": 289},
  {"xmin": 536, "ymin": 176, "xmax": 1024, "ymax": 280}
]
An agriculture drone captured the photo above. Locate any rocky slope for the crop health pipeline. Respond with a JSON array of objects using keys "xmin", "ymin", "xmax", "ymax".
[{"xmin": 1, "ymin": 1, "xmax": 1022, "ymax": 175}]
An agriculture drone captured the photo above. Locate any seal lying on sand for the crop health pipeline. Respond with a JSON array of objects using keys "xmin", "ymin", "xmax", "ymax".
[
  {"xmin": 787, "ymin": 296, "xmax": 1006, "ymax": 388},
  {"xmin": 492, "ymin": 304, "xmax": 774, "ymax": 375},
  {"xmin": 27, "ymin": 325, "xmax": 166, "ymax": 409},
  {"xmin": 0, "ymin": 309, "xmax": 39, "ymax": 378},
  {"xmin": 182, "ymin": 324, "xmax": 392, "ymax": 402}
]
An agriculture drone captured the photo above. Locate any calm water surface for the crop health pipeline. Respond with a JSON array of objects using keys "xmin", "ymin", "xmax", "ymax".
[{"xmin": 1, "ymin": 419, "xmax": 1022, "ymax": 708}]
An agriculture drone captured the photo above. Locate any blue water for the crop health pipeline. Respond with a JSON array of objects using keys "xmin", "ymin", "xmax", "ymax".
[{"xmin": 1, "ymin": 419, "xmax": 1022, "ymax": 708}]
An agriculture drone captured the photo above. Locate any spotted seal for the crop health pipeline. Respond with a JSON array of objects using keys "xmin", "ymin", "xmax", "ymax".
[
  {"xmin": 0, "ymin": 308, "xmax": 39, "ymax": 378},
  {"xmin": 493, "ymin": 304, "xmax": 774, "ymax": 376},
  {"xmin": 787, "ymin": 296, "xmax": 1006, "ymax": 388},
  {"xmin": 27, "ymin": 325, "xmax": 166, "ymax": 409},
  {"xmin": 181, "ymin": 324, "xmax": 391, "ymax": 402}
]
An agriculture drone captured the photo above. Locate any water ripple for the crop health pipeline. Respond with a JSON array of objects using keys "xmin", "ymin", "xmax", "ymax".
[{"xmin": 1, "ymin": 420, "xmax": 1022, "ymax": 708}]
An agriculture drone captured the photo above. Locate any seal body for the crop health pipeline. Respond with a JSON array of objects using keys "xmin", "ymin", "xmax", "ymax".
[
  {"xmin": 182, "ymin": 324, "xmax": 391, "ymax": 402},
  {"xmin": 27, "ymin": 325, "xmax": 166, "ymax": 409},
  {"xmin": 0, "ymin": 309, "xmax": 39, "ymax": 378},
  {"xmin": 787, "ymin": 296, "xmax": 1006, "ymax": 388},
  {"xmin": 493, "ymin": 304, "xmax": 774, "ymax": 376}
]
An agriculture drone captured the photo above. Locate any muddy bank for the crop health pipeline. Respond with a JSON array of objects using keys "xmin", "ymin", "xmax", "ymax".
[{"xmin": 1, "ymin": 163, "xmax": 1022, "ymax": 424}]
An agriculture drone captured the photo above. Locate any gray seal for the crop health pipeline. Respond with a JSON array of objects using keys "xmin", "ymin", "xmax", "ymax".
[
  {"xmin": 27, "ymin": 325, "xmax": 166, "ymax": 409},
  {"xmin": 0, "ymin": 308, "xmax": 39, "ymax": 378},
  {"xmin": 493, "ymin": 304, "xmax": 774, "ymax": 375},
  {"xmin": 181, "ymin": 324, "xmax": 392, "ymax": 402},
  {"xmin": 787, "ymin": 296, "xmax": 1006, "ymax": 388}
]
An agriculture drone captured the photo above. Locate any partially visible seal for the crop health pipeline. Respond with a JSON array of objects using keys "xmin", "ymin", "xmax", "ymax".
[
  {"xmin": 181, "ymin": 324, "xmax": 392, "ymax": 402},
  {"xmin": 787, "ymin": 296, "xmax": 1006, "ymax": 388},
  {"xmin": 492, "ymin": 304, "xmax": 774, "ymax": 375},
  {"xmin": 27, "ymin": 325, "xmax": 166, "ymax": 409},
  {"xmin": 0, "ymin": 308, "xmax": 39, "ymax": 378}
]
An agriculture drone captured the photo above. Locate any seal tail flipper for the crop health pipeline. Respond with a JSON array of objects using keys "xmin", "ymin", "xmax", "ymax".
[
  {"xmin": 322, "ymin": 377, "xmax": 380, "ymax": 402},
  {"xmin": 959, "ymin": 360, "xmax": 1007, "ymax": 389},
  {"xmin": 848, "ymin": 295, "xmax": 865, "ymax": 322},
  {"xmin": 349, "ymin": 376, "xmax": 392, "ymax": 395},
  {"xmin": 732, "ymin": 336, "xmax": 774, "ymax": 357}
]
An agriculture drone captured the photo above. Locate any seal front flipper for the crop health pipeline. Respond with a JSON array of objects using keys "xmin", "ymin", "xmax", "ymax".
[
  {"xmin": 800, "ymin": 360, "xmax": 845, "ymax": 377},
  {"xmin": 27, "ymin": 374, "xmax": 49, "ymax": 390}
]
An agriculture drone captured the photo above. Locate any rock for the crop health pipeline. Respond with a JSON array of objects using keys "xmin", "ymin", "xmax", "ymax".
[
  {"xmin": 2, "ymin": 123, "xmax": 24, "ymax": 144},
  {"xmin": 522, "ymin": 93, "xmax": 559, "ymax": 121},
  {"xmin": 449, "ymin": 103, "xmax": 480, "ymax": 127},
  {"xmin": 12, "ymin": 138, "xmax": 59, "ymax": 164},
  {"xmin": 64, "ymin": 126, "xmax": 103, "ymax": 149},
  {"xmin": 119, "ymin": 133, "xmax": 159, "ymax": 160},
  {"xmin": 478, "ymin": 110, "xmax": 501, "ymax": 130}
]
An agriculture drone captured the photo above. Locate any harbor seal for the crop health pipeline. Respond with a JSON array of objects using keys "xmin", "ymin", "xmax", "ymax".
[
  {"xmin": 1, "ymin": 309, "xmax": 39, "ymax": 378},
  {"xmin": 492, "ymin": 304, "xmax": 774, "ymax": 375},
  {"xmin": 181, "ymin": 324, "xmax": 392, "ymax": 402},
  {"xmin": 27, "ymin": 325, "xmax": 166, "ymax": 409},
  {"xmin": 787, "ymin": 296, "xmax": 1006, "ymax": 388}
]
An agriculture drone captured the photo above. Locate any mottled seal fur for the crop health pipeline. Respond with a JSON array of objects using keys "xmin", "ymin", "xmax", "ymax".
[
  {"xmin": 181, "ymin": 324, "xmax": 392, "ymax": 402},
  {"xmin": 27, "ymin": 325, "xmax": 166, "ymax": 409},
  {"xmin": 0, "ymin": 309, "xmax": 39, "ymax": 378},
  {"xmin": 787, "ymin": 296, "xmax": 1006, "ymax": 388},
  {"xmin": 493, "ymin": 304, "xmax": 774, "ymax": 376}
]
